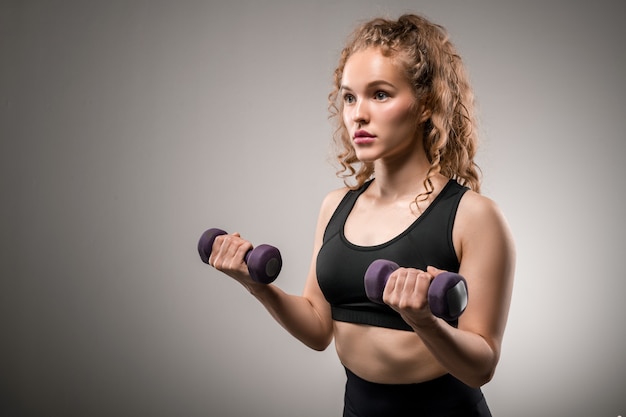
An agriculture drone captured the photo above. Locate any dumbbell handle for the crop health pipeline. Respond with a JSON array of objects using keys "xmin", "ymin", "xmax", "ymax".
[
  {"xmin": 364, "ymin": 259, "xmax": 468, "ymax": 321},
  {"xmin": 197, "ymin": 228, "xmax": 282, "ymax": 284}
]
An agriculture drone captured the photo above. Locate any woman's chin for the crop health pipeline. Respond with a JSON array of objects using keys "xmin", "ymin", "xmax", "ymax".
[{"xmin": 354, "ymin": 150, "xmax": 379, "ymax": 164}]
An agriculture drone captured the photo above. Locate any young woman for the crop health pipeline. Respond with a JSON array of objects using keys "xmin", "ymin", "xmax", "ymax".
[{"xmin": 208, "ymin": 14, "xmax": 515, "ymax": 417}]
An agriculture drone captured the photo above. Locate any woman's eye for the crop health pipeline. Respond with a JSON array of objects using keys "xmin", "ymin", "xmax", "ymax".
[
  {"xmin": 343, "ymin": 94, "xmax": 356, "ymax": 104},
  {"xmin": 374, "ymin": 91, "xmax": 389, "ymax": 100}
]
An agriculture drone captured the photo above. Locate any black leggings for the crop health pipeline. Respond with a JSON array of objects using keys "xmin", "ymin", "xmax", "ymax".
[{"xmin": 343, "ymin": 367, "xmax": 492, "ymax": 417}]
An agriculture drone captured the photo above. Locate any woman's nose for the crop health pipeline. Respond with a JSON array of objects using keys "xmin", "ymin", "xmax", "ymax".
[{"xmin": 352, "ymin": 99, "xmax": 369, "ymax": 124}]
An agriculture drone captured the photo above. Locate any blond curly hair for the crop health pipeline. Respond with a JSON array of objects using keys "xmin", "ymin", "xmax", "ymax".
[{"xmin": 328, "ymin": 14, "xmax": 482, "ymax": 198}]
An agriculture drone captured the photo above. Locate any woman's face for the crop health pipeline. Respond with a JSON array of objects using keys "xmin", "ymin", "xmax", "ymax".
[{"xmin": 341, "ymin": 47, "xmax": 421, "ymax": 163}]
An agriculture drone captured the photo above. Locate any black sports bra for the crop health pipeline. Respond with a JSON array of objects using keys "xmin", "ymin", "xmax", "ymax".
[{"xmin": 316, "ymin": 179, "xmax": 467, "ymax": 331}]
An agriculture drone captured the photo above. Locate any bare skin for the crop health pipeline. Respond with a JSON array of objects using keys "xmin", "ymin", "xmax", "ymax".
[{"xmin": 208, "ymin": 47, "xmax": 515, "ymax": 388}]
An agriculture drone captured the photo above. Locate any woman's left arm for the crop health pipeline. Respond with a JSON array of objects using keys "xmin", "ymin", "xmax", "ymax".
[{"xmin": 384, "ymin": 192, "xmax": 516, "ymax": 387}]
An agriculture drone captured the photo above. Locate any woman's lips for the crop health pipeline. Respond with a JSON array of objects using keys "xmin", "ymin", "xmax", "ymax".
[{"xmin": 354, "ymin": 130, "xmax": 375, "ymax": 144}]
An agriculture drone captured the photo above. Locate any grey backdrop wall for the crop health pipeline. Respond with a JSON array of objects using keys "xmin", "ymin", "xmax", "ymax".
[{"xmin": 2, "ymin": 1, "xmax": 625, "ymax": 416}]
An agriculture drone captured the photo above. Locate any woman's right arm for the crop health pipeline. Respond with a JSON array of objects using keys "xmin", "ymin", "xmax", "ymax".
[{"xmin": 209, "ymin": 188, "xmax": 348, "ymax": 351}]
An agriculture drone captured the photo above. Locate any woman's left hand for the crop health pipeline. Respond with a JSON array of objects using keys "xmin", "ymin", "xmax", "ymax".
[{"xmin": 383, "ymin": 265, "xmax": 446, "ymax": 329}]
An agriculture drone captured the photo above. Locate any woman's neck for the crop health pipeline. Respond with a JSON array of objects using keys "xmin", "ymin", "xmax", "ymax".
[{"xmin": 371, "ymin": 148, "xmax": 433, "ymax": 201}]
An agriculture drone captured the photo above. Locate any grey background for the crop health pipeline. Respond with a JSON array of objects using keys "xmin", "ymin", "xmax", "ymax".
[{"xmin": 2, "ymin": 1, "xmax": 625, "ymax": 416}]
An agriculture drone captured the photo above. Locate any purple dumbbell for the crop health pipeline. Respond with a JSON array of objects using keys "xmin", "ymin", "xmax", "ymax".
[
  {"xmin": 197, "ymin": 228, "xmax": 282, "ymax": 284},
  {"xmin": 364, "ymin": 259, "xmax": 468, "ymax": 321}
]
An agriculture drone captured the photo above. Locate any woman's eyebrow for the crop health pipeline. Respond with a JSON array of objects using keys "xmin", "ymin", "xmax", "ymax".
[{"xmin": 340, "ymin": 80, "xmax": 397, "ymax": 92}]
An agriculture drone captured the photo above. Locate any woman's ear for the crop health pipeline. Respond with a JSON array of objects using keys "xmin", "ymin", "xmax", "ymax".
[{"xmin": 419, "ymin": 106, "xmax": 432, "ymax": 123}]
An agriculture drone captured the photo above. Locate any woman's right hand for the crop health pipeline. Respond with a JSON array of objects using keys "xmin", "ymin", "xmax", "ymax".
[{"xmin": 208, "ymin": 232, "xmax": 259, "ymax": 288}]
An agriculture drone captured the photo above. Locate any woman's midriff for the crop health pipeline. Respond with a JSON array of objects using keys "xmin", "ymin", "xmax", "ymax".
[{"xmin": 333, "ymin": 321, "xmax": 448, "ymax": 384}]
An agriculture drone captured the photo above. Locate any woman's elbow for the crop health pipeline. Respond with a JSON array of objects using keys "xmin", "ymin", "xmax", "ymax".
[
  {"xmin": 467, "ymin": 366, "xmax": 497, "ymax": 388},
  {"xmin": 465, "ymin": 354, "xmax": 500, "ymax": 388},
  {"xmin": 308, "ymin": 342, "xmax": 330, "ymax": 352},
  {"xmin": 300, "ymin": 324, "xmax": 334, "ymax": 351},
  {"xmin": 305, "ymin": 332, "xmax": 333, "ymax": 352}
]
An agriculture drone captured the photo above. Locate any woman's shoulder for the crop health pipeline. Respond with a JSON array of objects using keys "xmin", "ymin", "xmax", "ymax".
[
  {"xmin": 456, "ymin": 189, "xmax": 514, "ymax": 249},
  {"xmin": 311, "ymin": 186, "xmax": 352, "ymax": 238},
  {"xmin": 457, "ymin": 189, "xmax": 504, "ymax": 220},
  {"xmin": 320, "ymin": 186, "xmax": 352, "ymax": 216}
]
